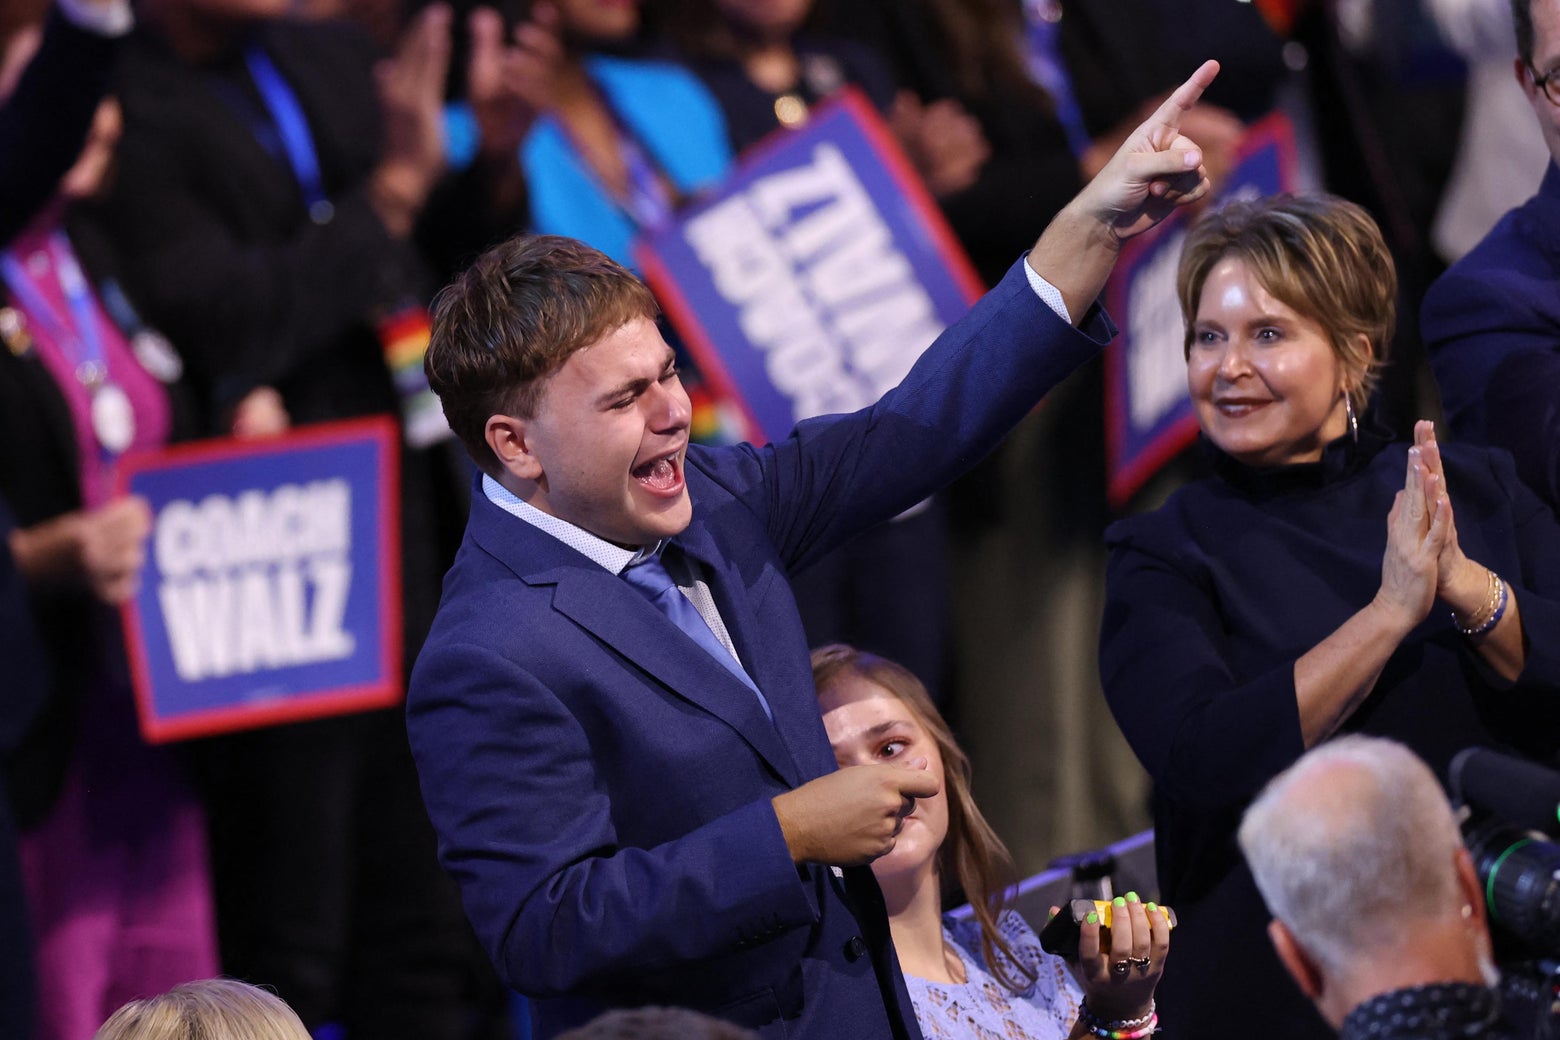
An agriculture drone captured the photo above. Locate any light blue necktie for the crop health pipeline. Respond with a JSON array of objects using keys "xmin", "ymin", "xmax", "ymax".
[{"xmin": 622, "ymin": 552, "xmax": 774, "ymax": 723}]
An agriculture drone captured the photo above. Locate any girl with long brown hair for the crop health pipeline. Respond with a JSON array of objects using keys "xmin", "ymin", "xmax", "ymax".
[{"xmin": 813, "ymin": 644, "xmax": 1169, "ymax": 1040}]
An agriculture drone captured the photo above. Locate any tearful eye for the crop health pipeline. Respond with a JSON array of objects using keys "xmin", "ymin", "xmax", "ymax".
[{"xmin": 879, "ymin": 739, "xmax": 907, "ymax": 759}]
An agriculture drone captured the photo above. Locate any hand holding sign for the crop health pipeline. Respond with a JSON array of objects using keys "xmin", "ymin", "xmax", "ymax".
[
  {"xmin": 1028, "ymin": 60, "xmax": 1220, "ymax": 323},
  {"xmin": 8, "ymin": 495, "xmax": 152, "ymax": 604}
]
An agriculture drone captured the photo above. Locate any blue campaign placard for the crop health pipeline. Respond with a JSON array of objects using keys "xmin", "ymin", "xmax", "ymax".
[
  {"xmin": 636, "ymin": 88, "xmax": 984, "ymax": 444},
  {"xmin": 1104, "ymin": 112, "xmax": 1299, "ymax": 507},
  {"xmin": 118, "ymin": 418, "xmax": 401, "ymax": 742}
]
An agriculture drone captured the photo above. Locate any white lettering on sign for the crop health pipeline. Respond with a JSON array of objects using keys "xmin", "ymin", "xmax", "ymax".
[
  {"xmin": 683, "ymin": 142, "xmax": 945, "ymax": 426},
  {"xmin": 152, "ymin": 480, "xmax": 356, "ymax": 681},
  {"xmin": 1126, "ymin": 228, "xmax": 1191, "ymax": 433}
]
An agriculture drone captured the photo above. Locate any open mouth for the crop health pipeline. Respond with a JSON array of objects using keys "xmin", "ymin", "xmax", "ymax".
[{"xmin": 632, "ymin": 452, "xmax": 683, "ymax": 493}]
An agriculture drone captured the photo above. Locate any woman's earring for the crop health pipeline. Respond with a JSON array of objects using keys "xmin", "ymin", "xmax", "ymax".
[{"xmin": 1344, "ymin": 392, "xmax": 1358, "ymax": 443}]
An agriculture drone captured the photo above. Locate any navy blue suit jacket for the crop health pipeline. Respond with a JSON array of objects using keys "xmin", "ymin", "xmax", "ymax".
[
  {"xmin": 407, "ymin": 259, "xmax": 1110, "ymax": 1038},
  {"xmin": 1423, "ymin": 160, "xmax": 1560, "ymax": 512}
]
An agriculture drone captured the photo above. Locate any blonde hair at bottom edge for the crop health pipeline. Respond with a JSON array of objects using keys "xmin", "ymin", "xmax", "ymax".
[{"xmin": 93, "ymin": 978, "xmax": 311, "ymax": 1040}]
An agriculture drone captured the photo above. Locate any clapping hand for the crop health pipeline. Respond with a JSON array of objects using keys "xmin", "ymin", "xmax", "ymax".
[
  {"xmin": 1375, "ymin": 440, "xmax": 1452, "ymax": 632},
  {"xmin": 371, "ymin": 3, "xmax": 453, "ymax": 236},
  {"xmin": 466, "ymin": 3, "xmax": 561, "ymax": 162}
]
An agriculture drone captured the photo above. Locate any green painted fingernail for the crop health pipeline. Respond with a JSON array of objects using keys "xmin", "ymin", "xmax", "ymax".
[
  {"xmin": 1146, "ymin": 902, "xmax": 1157, "ymax": 912},
  {"xmin": 1126, "ymin": 891, "xmax": 1140, "ymax": 903},
  {"xmin": 1048, "ymin": 908, "xmax": 1058, "ymax": 919},
  {"xmin": 1113, "ymin": 896, "xmax": 1126, "ymax": 908},
  {"xmin": 1086, "ymin": 911, "xmax": 1099, "ymax": 925}
]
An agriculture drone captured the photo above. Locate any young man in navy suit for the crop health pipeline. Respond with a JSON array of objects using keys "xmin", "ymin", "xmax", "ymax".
[{"xmin": 407, "ymin": 60, "xmax": 1221, "ymax": 1040}]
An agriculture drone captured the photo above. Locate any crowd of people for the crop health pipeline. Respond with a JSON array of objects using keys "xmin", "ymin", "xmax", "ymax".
[{"xmin": 2, "ymin": 0, "xmax": 1560, "ymax": 1038}]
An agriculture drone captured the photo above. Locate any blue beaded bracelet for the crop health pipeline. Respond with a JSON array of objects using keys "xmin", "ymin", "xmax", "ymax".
[{"xmin": 1453, "ymin": 573, "xmax": 1508, "ymax": 637}]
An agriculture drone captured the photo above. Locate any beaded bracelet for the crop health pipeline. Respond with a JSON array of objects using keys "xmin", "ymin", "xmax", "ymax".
[
  {"xmin": 1080, "ymin": 1000, "xmax": 1158, "ymax": 1039},
  {"xmin": 1453, "ymin": 571, "xmax": 1508, "ymax": 637},
  {"xmin": 1082, "ymin": 1014, "xmax": 1158, "ymax": 1039}
]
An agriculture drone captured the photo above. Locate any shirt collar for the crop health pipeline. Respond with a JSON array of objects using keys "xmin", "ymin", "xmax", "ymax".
[
  {"xmin": 1340, "ymin": 981, "xmax": 1501, "ymax": 1040},
  {"xmin": 481, "ymin": 473, "xmax": 662, "ymax": 575}
]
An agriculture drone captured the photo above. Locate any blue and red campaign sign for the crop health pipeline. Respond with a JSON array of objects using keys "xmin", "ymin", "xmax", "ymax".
[
  {"xmin": 1104, "ymin": 112, "xmax": 1300, "ymax": 507},
  {"xmin": 118, "ymin": 418, "xmax": 402, "ymax": 743},
  {"xmin": 636, "ymin": 88, "xmax": 985, "ymax": 445}
]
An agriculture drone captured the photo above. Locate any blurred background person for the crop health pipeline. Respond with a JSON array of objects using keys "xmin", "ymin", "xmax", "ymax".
[
  {"xmin": 1422, "ymin": 0, "xmax": 1560, "ymax": 518},
  {"xmin": 814, "ymin": 644, "xmax": 1170, "ymax": 1039},
  {"xmin": 1423, "ymin": 0, "xmax": 1548, "ymax": 265},
  {"xmin": 1099, "ymin": 193, "xmax": 1560, "ymax": 1039},
  {"xmin": 648, "ymin": 0, "xmax": 983, "ymax": 698},
  {"xmin": 0, "ymin": 17, "xmax": 220, "ymax": 1038},
  {"xmin": 517, "ymin": 0, "xmax": 730, "ymax": 272},
  {"xmin": 0, "ymin": 0, "xmax": 131, "ymax": 245},
  {"xmin": 93, "ymin": 978, "xmax": 311, "ymax": 1040},
  {"xmin": 95, "ymin": 0, "xmax": 543, "ymax": 1034},
  {"xmin": 1238, "ymin": 736, "xmax": 1511, "ymax": 1040},
  {"xmin": 0, "ymin": 1, "xmax": 134, "ymax": 1035}
]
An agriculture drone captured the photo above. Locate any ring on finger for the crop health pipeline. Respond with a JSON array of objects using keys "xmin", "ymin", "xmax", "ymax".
[
  {"xmin": 1130, "ymin": 956, "xmax": 1151, "ymax": 971},
  {"xmin": 1110, "ymin": 961, "xmax": 1131, "ymax": 978}
]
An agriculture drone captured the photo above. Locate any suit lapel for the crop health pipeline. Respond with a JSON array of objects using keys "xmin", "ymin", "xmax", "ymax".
[
  {"xmin": 675, "ymin": 525, "xmax": 828, "ymax": 785},
  {"xmin": 470, "ymin": 495, "xmax": 802, "ymax": 787}
]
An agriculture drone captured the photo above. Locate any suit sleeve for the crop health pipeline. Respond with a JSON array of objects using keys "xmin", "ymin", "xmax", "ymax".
[
  {"xmin": 0, "ymin": 9, "xmax": 115, "ymax": 246},
  {"xmin": 407, "ymin": 640, "xmax": 816, "ymax": 996},
  {"xmin": 1484, "ymin": 448, "xmax": 1560, "ymax": 690},
  {"xmin": 1422, "ymin": 265, "xmax": 1560, "ymax": 510},
  {"xmin": 696, "ymin": 256, "xmax": 1110, "ymax": 574},
  {"xmin": 1098, "ymin": 535, "xmax": 1306, "ymax": 812}
]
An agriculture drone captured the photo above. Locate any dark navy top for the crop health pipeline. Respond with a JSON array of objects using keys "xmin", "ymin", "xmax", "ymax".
[{"xmin": 1100, "ymin": 427, "xmax": 1560, "ymax": 1040}]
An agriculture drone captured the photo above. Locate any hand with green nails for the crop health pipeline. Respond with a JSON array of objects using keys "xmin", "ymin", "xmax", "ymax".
[{"xmin": 1063, "ymin": 889, "xmax": 1171, "ymax": 1029}]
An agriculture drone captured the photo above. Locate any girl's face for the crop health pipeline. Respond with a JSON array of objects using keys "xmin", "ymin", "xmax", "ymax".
[{"xmin": 819, "ymin": 674, "xmax": 949, "ymax": 887}]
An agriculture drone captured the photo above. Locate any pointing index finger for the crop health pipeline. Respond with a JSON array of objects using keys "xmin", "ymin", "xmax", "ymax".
[{"xmin": 1148, "ymin": 60, "xmax": 1221, "ymax": 140}]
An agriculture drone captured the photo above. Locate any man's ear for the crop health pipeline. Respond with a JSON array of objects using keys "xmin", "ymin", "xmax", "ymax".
[
  {"xmin": 1454, "ymin": 846, "xmax": 1489, "ymax": 933},
  {"xmin": 1269, "ymin": 918, "xmax": 1324, "ymax": 1002},
  {"xmin": 486, "ymin": 413, "xmax": 543, "ymax": 482},
  {"xmin": 1518, "ymin": 57, "xmax": 1538, "ymax": 99}
]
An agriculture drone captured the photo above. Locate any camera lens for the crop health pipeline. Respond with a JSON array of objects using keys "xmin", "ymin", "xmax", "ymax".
[{"xmin": 1465, "ymin": 818, "xmax": 1560, "ymax": 955}]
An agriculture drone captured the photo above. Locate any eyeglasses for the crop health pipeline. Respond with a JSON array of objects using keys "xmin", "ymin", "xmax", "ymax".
[{"xmin": 1529, "ymin": 63, "xmax": 1560, "ymax": 105}]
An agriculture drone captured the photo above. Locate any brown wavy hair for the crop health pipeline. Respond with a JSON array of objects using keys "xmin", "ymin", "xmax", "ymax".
[{"xmin": 810, "ymin": 644, "xmax": 1035, "ymax": 992}]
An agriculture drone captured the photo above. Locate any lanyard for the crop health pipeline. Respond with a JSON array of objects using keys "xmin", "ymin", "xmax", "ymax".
[
  {"xmin": 243, "ymin": 44, "xmax": 332, "ymax": 219},
  {"xmin": 616, "ymin": 130, "xmax": 676, "ymax": 230},
  {"xmin": 1, "ymin": 232, "xmax": 107, "ymax": 388},
  {"xmin": 1022, "ymin": 1, "xmax": 1093, "ymax": 161},
  {"xmin": 558, "ymin": 81, "xmax": 678, "ymax": 232}
]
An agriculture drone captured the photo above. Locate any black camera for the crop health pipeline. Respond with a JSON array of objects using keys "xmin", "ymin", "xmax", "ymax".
[{"xmin": 1450, "ymin": 748, "xmax": 1560, "ymax": 1037}]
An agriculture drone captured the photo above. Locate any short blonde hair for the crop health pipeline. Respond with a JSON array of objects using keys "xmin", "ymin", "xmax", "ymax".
[
  {"xmin": 94, "ymin": 979, "xmax": 311, "ymax": 1040},
  {"xmin": 1177, "ymin": 193, "xmax": 1396, "ymax": 415}
]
